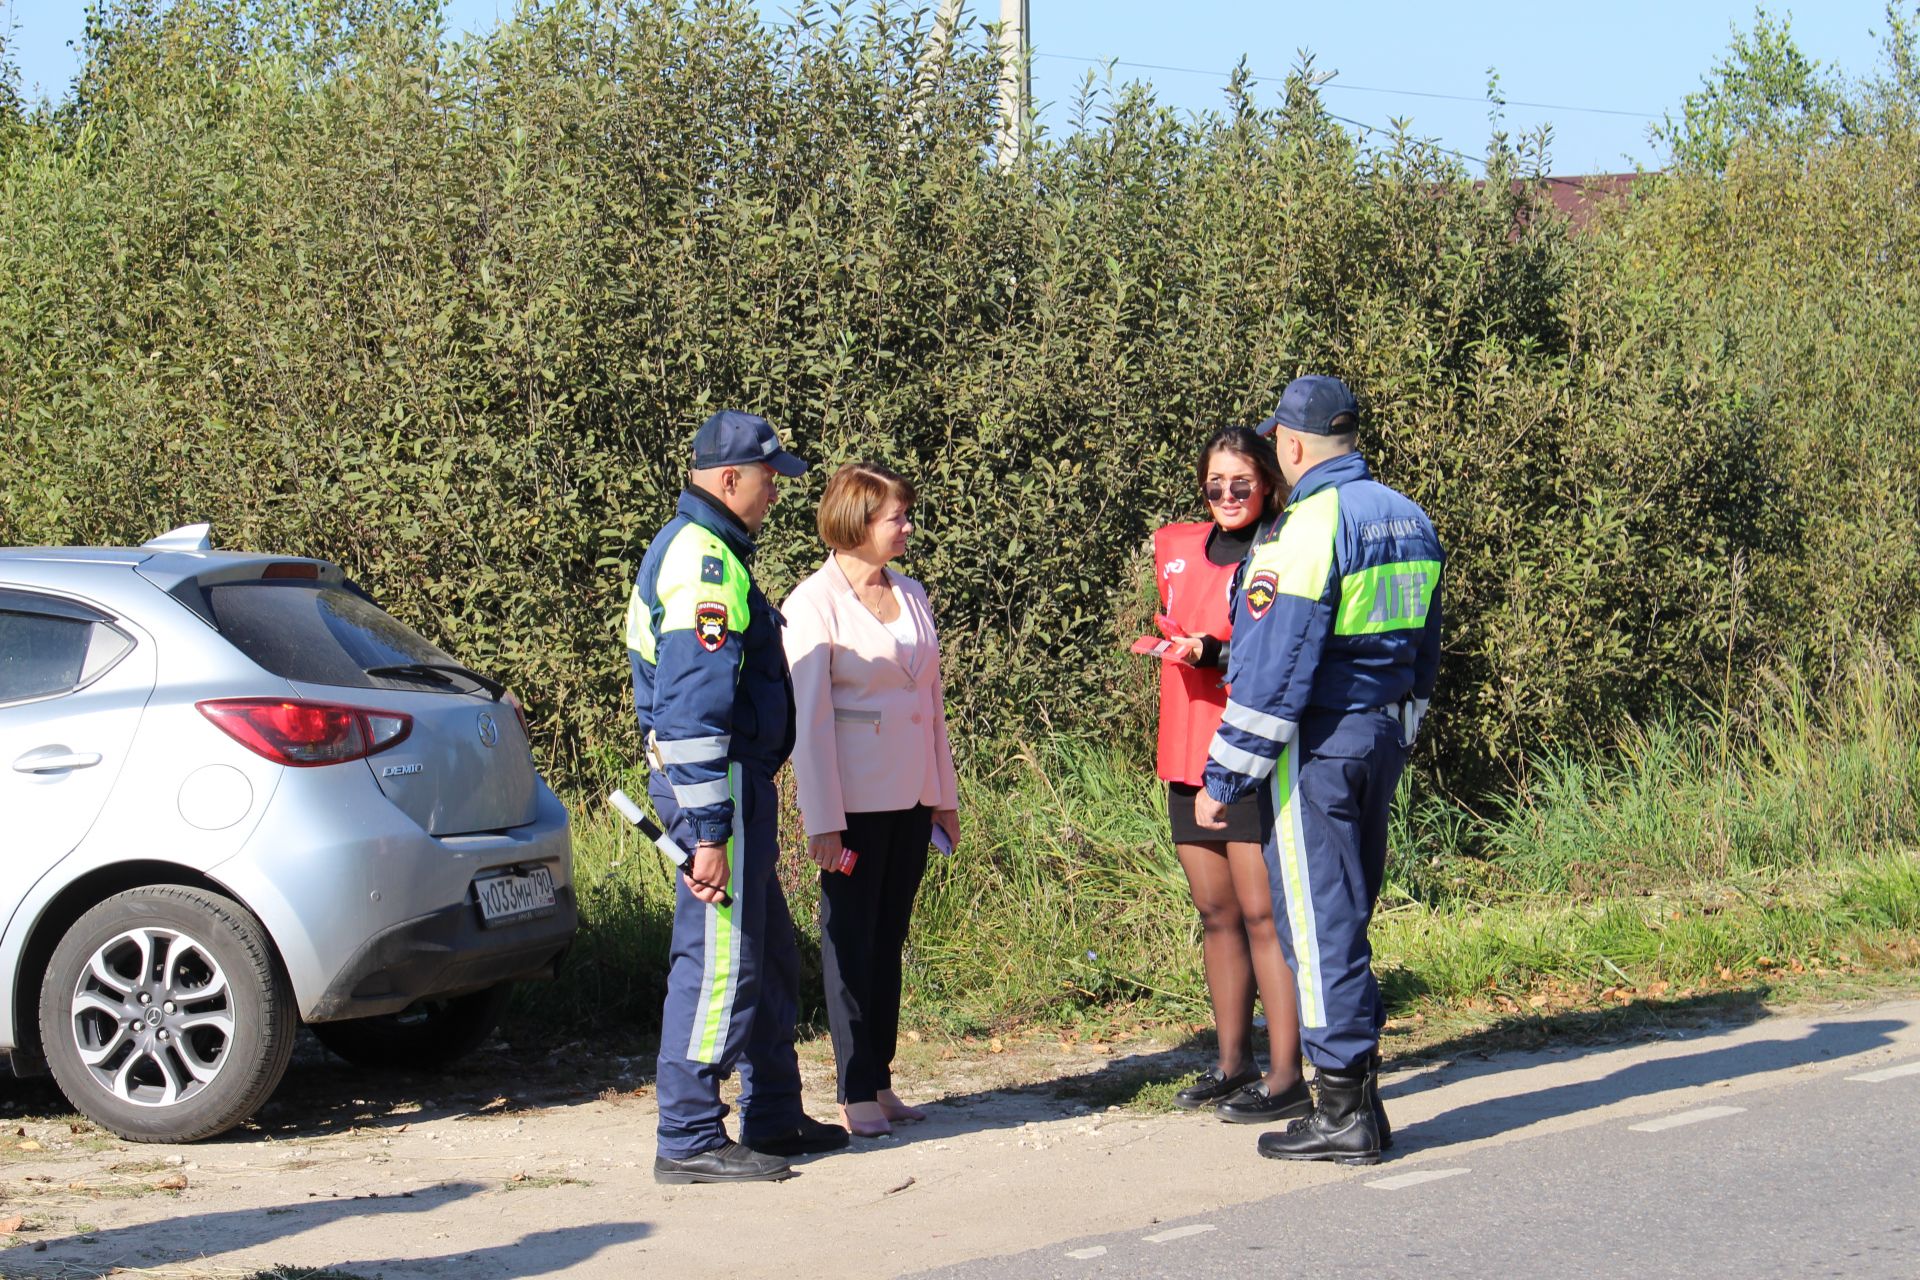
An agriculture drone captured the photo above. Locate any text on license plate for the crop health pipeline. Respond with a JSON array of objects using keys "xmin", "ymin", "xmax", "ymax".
[{"xmin": 473, "ymin": 866, "xmax": 557, "ymax": 926}]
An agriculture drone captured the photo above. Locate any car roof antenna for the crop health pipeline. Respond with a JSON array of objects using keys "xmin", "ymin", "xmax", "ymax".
[{"xmin": 143, "ymin": 523, "xmax": 213, "ymax": 552}]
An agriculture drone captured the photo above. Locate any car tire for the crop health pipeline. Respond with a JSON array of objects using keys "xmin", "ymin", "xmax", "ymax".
[
  {"xmin": 309, "ymin": 984, "xmax": 511, "ymax": 1071},
  {"xmin": 39, "ymin": 885, "xmax": 295, "ymax": 1143}
]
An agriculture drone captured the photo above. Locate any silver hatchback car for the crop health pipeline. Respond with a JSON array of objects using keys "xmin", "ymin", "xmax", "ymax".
[{"xmin": 0, "ymin": 525, "xmax": 575, "ymax": 1142}]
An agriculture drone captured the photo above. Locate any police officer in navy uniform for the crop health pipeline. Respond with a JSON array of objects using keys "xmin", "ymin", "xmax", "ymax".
[
  {"xmin": 627, "ymin": 410, "xmax": 850, "ymax": 1183},
  {"xmin": 1195, "ymin": 376, "xmax": 1443, "ymax": 1165}
]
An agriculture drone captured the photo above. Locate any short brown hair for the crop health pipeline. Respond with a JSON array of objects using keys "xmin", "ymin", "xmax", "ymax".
[{"xmin": 817, "ymin": 462, "xmax": 916, "ymax": 552}]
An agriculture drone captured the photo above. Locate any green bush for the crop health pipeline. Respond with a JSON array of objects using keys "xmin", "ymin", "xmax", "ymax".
[{"xmin": 0, "ymin": 0, "xmax": 1916, "ymax": 801}]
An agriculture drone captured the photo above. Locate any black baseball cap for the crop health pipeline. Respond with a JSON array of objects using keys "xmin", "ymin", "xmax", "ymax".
[
  {"xmin": 690, "ymin": 410, "xmax": 809, "ymax": 477},
  {"xmin": 1257, "ymin": 375, "xmax": 1360, "ymax": 436}
]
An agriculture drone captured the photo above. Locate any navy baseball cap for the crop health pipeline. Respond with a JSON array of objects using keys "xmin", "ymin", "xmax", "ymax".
[
  {"xmin": 1257, "ymin": 375, "xmax": 1360, "ymax": 436},
  {"xmin": 690, "ymin": 410, "xmax": 810, "ymax": 477}
]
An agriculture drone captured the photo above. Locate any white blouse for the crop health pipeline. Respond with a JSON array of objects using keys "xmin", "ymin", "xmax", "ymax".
[{"xmin": 884, "ymin": 586, "xmax": 917, "ymax": 653}]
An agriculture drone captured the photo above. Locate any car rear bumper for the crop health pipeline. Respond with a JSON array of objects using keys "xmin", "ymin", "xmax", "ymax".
[
  {"xmin": 304, "ymin": 889, "xmax": 578, "ymax": 1021},
  {"xmin": 211, "ymin": 773, "xmax": 577, "ymax": 1021}
]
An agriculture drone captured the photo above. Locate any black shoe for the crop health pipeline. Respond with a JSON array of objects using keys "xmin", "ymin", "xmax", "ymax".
[
  {"xmin": 1256, "ymin": 1067, "xmax": 1381, "ymax": 1166},
  {"xmin": 1370, "ymin": 1050, "xmax": 1394, "ymax": 1152},
  {"xmin": 743, "ymin": 1114, "xmax": 851, "ymax": 1157},
  {"xmin": 1214, "ymin": 1077, "xmax": 1312, "ymax": 1125},
  {"xmin": 1173, "ymin": 1064, "xmax": 1261, "ymax": 1110},
  {"xmin": 654, "ymin": 1140, "xmax": 794, "ymax": 1184}
]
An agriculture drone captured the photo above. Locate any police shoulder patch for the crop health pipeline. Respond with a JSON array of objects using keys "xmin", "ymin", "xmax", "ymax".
[
  {"xmin": 1245, "ymin": 570, "xmax": 1279, "ymax": 620},
  {"xmin": 700, "ymin": 554, "xmax": 726, "ymax": 585},
  {"xmin": 694, "ymin": 601, "xmax": 729, "ymax": 652}
]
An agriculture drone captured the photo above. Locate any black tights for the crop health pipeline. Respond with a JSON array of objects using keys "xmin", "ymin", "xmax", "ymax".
[{"xmin": 1175, "ymin": 839, "xmax": 1304, "ymax": 1091}]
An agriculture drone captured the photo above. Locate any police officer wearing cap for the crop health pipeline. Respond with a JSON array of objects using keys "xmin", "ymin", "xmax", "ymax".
[
  {"xmin": 1195, "ymin": 376, "xmax": 1444, "ymax": 1165},
  {"xmin": 626, "ymin": 409, "xmax": 850, "ymax": 1183}
]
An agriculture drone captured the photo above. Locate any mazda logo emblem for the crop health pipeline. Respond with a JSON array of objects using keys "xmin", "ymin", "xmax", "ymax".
[{"xmin": 477, "ymin": 712, "xmax": 499, "ymax": 748}]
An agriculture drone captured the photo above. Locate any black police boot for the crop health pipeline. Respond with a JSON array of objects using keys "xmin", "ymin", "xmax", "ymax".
[
  {"xmin": 1255, "ymin": 1067, "xmax": 1381, "ymax": 1165},
  {"xmin": 1173, "ymin": 1063, "xmax": 1261, "ymax": 1110},
  {"xmin": 1370, "ymin": 1050, "xmax": 1393, "ymax": 1152},
  {"xmin": 743, "ymin": 1114, "xmax": 851, "ymax": 1157},
  {"xmin": 653, "ymin": 1139, "xmax": 794, "ymax": 1184}
]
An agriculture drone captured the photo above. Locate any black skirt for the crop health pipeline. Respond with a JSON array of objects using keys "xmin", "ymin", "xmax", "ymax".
[{"xmin": 1167, "ymin": 781, "xmax": 1268, "ymax": 845}]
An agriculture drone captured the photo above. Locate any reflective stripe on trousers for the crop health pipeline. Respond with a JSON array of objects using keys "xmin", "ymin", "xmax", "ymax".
[
  {"xmin": 1269, "ymin": 741, "xmax": 1327, "ymax": 1028},
  {"xmin": 1261, "ymin": 710, "xmax": 1406, "ymax": 1071},
  {"xmin": 648, "ymin": 764, "xmax": 806, "ymax": 1159},
  {"xmin": 688, "ymin": 764, "xmax": 744, "ymax": 1063}
]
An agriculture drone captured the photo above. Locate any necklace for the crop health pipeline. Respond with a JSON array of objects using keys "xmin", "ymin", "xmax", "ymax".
[{"xmin": 838, "ymin": 554, "xmax": 899, "ymax": 622}]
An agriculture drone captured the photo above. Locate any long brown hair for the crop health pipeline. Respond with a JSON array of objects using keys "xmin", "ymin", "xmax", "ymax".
[{"xmin": 1195, "ymin": 426, "xmax": 1285, "ymax": 521}]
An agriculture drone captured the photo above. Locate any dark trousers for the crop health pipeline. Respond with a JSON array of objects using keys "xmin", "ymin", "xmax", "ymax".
[
  {"xmin": 818, "ymin": 805, "xmax": 932, "ymax": 1104},
  {"xmin": 1262, "ymin": 708, "xmax": 1407, "ymax": 1072},
  {"xmin": 649, "ymin": 764, "xmax": 805, "ymax": 1159}
]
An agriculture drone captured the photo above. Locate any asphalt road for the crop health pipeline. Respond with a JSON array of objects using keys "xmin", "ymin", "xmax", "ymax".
[{"xmin": 918, "ymin": 1028, "xmax": 1920, "ymax": 1279}]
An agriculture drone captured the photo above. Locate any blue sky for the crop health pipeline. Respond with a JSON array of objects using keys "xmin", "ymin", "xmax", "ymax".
[{"xmin": 1, "ymin": 1, "xmax": 1901, "ymax": 173}]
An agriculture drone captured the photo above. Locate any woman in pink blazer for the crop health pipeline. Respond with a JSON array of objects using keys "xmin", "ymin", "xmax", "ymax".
[{"xmin": 782, "ymin": 462, "xmax": 960, "ymax": 1139}]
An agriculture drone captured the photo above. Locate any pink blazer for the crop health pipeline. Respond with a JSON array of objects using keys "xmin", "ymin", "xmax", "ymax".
[{"xmin": 781, "ymin": 556, "xmax": 960, "ymax": 837}]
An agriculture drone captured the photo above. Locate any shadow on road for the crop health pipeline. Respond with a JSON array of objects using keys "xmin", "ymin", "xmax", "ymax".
[
  {"xmin": 879, "ymin": 1035, "xmax": 1220, "ymax": 1145},
  {"xmin": 12, "ymin": 989, "xmax": 1879, "ymax": 1165},
  {"xmin": 1396, "ymin": 1007, "xmax": 1906, "ymax": 1153},
  {"xmin": 250, "ymin": 1027, "xmax": 653, "ymax": 1141},
  {"xmin": 1373, "ymin": 989, "xmax": 1777, "ymax": 1111},
  {"xmin": 1384, "ymin": 987, "xmax": 1774, "ymax": 1074},
  {"xmin": 0, "ymin": 1179, "xmax": 652, "ymax": 1279},
  {"xmin": 0, "ymin": 1024, "xmax": 655, "ymax": 1150}
]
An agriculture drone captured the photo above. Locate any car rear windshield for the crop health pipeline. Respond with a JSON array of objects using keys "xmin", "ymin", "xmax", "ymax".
[{"xmin": 205, "ymin": 582, "xmax": 462, "ymax": 692}]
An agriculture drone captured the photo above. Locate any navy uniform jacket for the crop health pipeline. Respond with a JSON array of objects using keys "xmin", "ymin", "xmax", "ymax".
[
  {"xmin": 1203, "ymin": 452, "xmax": 1443, "ymax": 804},
  {"xmin": 626, "ymin": 487, "xmax": 796, "ymax": 844}
]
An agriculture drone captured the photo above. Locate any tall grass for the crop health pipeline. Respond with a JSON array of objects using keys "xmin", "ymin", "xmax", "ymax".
[
  {"xmin": 524, "ymin": 658, "xmax": 1920, "ymax": 1038},
  {"xmin": 1449, "ymin": 654, "xmax": 1920, "ymax": 896},
  {"xmin": 907, "ymin": 745, "xmax": 1196, "ymax": 1032}
]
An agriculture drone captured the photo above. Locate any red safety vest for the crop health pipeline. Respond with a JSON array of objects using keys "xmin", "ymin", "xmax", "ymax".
[{"xmin": 1152, "ymin": 522, "xmax": 1239, "ymax": 785}]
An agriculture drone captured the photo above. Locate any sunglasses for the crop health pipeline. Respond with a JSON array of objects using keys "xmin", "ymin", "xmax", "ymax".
[{"xmin": 1203, "ymin": 478, "xmax": 1258, "ymax": 504}]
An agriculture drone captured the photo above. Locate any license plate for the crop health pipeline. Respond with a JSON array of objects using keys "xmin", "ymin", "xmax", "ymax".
[{"xmin": 473, "ymin": 865, "xmax": 557, "ymax": 927}]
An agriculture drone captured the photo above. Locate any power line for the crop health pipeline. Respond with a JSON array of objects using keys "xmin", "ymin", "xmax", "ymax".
[
  {"xmin": 1033, "ymin": 51, "xmax": 1659, "ymax": 120},
  {"xmin": 1325, "ymin": 111, "xmax": 1488, "ymax": 171},
  {"xmin": 1028, "ymin": 47, "xmax": 1494, "ymax": 170},
  {"xmin": 1328, "ymin": 80, "xmax": 1656, "ymax": 119}
]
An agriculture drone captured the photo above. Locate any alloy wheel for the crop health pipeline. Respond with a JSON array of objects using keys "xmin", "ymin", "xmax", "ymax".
[{"xmin": 68, "ymin": 926, "xmax": 235, "ymax": 1108}]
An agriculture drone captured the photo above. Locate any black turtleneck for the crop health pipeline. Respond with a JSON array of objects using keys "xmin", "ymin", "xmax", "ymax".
[
  {"xmin": 1206, "ymin": 518, "xmax": 1260, "ymax": 568},
  {"xmin": 1186, "ymin": 518, "xmax": 1265, "ymax": 668}
]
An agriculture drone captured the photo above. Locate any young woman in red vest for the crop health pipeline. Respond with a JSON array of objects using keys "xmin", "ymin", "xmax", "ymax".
[{"xmin": 1153, "ymin": 426, "xmax": 1307, "ymax": 1123}]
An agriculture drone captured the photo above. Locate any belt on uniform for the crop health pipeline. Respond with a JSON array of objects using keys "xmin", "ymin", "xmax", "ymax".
[{"xmin": 1309, "ymin": 701, "xmax": 1403, "ymax": 718}]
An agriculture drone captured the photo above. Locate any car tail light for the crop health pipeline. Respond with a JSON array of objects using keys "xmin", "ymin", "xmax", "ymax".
[
  {"xmin": 503, "ymin": 690, "xmax": 530, "ymax": 738},
  {"xmin": 197, "ymin": 698, "xmax": 412, "ymax": 767}
]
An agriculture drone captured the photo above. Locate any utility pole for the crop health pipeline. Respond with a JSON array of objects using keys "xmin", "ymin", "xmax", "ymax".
[
  {"xmin": 913, "ymin": 0, "xmax": 969, "ymax": 131},
  {"xmin": 926, "ymin": 0, "xmax": 966, "ymax": 66},
  {"xmin": 996, "ymin": 0, "xmax": 1029, "ymax": 166}
]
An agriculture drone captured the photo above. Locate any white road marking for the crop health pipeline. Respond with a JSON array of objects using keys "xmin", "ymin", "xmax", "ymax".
[
  {"xmin": 1847, "ymin": 1061, "xmax": 1920, "ymax": 1084},
  {"xmin": 1366, "ymin": 1167, "xmax": 1471, "ymax": 1191},
  {"xmin": 1143, "ymin": 1224, "xmax": 1217, "ymax": 1244},
  {"xmin": 1629, "ymin": 1105, "xmax": 1746, "ymax": 1132},
  {"xmin": 1065, "ymin": 1247, "xmax": 1108, "ymax": 1260}
]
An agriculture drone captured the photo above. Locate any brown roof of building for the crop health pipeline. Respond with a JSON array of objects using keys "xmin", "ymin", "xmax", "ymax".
[{"xmin": 1486, "ymin": 172, "xmax": 1644, "ymax": 232}]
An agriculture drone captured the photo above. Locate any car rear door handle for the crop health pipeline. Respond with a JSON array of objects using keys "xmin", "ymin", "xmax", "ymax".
[{"xmin": 12, "ymin": 747, "xmax": 104, "ymax": 774}]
